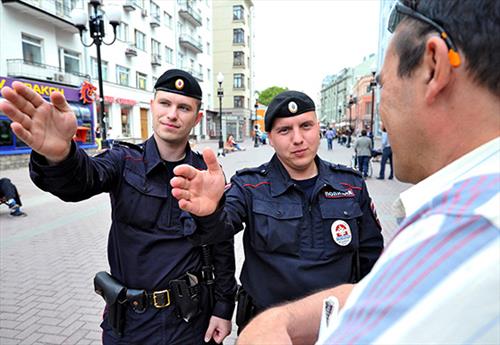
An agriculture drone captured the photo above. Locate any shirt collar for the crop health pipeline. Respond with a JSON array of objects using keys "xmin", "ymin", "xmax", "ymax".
[
  {"xmin": 400, "ymin": 137, "xmax": 500, "ymax": 217},
  {"xmin": 144, "ymin": 137, "xmax": 193, "ymax": 175},
  {"xmin": 267, "ymin": 155, "xmax": 348, "ymax": 196}
]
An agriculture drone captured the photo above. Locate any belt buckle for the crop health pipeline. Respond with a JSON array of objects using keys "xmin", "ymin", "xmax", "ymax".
[{"xmin": 153, "ymin": 289, "xmax": 170, "ymax": 308}]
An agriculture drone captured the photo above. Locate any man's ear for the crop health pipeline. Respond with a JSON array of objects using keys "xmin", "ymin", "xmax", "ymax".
[
  {"xmin": 423, "ymin": 36, "xmax": 453, "ymax": 104},
  {"xmin": 194, "ymin": 110, "xmax": 203, "ymax": 126}
]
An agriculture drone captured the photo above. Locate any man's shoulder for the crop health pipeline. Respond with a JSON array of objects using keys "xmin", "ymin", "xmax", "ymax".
[
  {"xmin": 115, "ymin": 141, "xmax": 143, "ymax": 150},
  {"xmin": 326, "ymin": 162, "xmax": 363, "ymax": 178}
]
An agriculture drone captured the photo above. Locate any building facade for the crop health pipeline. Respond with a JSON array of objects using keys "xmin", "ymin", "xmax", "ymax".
[
  {"xmin": 0, "ymin": 0, "xmax": 215, "ymax": 168},
  {"xmin": 212, "ymin": 0, "xmax": 255, "ymax": 141}
]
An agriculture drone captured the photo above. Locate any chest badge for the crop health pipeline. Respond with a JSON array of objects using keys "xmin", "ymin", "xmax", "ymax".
[{"xmin": 331, "ymin": 220, "xmax": 352, "ymax": 246}]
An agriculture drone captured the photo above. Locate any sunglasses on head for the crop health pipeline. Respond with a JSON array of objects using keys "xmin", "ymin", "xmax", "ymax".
[{"xmin": 388, "ymin": 1, "xmax": 461, "ymax": 67}]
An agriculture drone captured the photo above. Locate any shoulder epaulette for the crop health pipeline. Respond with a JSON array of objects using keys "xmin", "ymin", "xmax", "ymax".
[
  {"xmin": 236, "ymin": 165, "xmax": 268, "ymax": 176},
  {"xmin": 112, "ymin": 141, "xmax": 144, "ymax": 152},
  {"xmin": 330, "ymin": 163, "xmax": 362, "ymax": 177}
]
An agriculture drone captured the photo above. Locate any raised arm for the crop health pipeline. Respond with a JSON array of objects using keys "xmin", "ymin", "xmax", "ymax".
[{"xmin": 0, "ymin": 81, "xmax": 77, "ymax": 164}]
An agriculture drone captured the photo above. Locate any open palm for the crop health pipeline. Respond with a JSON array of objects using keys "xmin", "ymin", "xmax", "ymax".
[{"xmin": 0, "ymin": 81, "xmax": 77, "ymax": 162}]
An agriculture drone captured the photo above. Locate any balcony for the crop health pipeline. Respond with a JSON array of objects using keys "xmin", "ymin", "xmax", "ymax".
[
  {"xmin": 2, "ymin": 0, "xmax": 78, "ymax": 33},
  {"xmin": 151, "ymin": 54, "xmax": 162, "ymax": 67},
  {"xmin": 178, "ymin": 1, "xmax": 202, "ymax": 26},
  {"xmin": 233, "ymin": 61, "xmax": 246, "ymax": 69},
  {"xmin": 123, "ymin": 0, "xmax": 141, "ymax": 11},
  {"xmin": 188, "ymin": 68, "xmax": 203, "ymax": 82},
  {"xmin": 125, "ymin": 43, "xmax": 138, "ymax": 57},
  {"xmin": 6, "ymin": 59, "xmax": 89, "ymax": 86},
  {"xmin": 179, "ymin": 34, "xmax": 203, "ymax": 54},
  {"xmin": 150, "ymin": 13, "xmax": 160, "ymax": 28}
]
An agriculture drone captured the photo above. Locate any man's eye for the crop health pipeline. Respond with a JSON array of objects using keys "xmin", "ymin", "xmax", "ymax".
[{"xmin": 278, "ymin": 128, "xmax": 289, "ymax": 134}]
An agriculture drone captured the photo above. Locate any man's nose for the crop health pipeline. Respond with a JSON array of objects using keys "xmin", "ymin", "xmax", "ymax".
[
  {"xmin": 292, "ymin": 127, "xmax": 304, "ymax": 144},
  {"xmin": 166, "ymin": 107, "xmax": 178, "ymax": 120}
]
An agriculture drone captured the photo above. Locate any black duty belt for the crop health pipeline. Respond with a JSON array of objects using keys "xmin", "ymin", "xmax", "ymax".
[{"xmin": 128, "ymin": 272, "xmax": 202, "ymax": 314}]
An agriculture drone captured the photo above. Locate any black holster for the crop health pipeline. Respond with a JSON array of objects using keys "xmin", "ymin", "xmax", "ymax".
[
  {"xmin": 94, "ymin": 272, "xmax": 127, "ymax": 337},
  {"xmin": 235, "ymin": 285, "xmax": 256, "ymax": 334},
  {"xmin": 169, "ymin": 272, "xmax": 202, "ymax": 323}
]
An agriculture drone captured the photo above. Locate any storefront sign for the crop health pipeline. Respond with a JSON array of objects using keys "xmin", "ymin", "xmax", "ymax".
[
  {"xmin": 79, "ymin": 81, "xmax": 96, "ymax": 104},
  {"xmin": 116, "ymin": 97, "xmax": 137, "ymax": 106},
  {"xmin": 0, "ymin": 76, "xmax": 83, "ymax": 102}
]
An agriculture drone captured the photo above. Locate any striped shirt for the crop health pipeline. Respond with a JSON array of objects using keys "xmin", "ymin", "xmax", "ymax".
[{"xmin": 317, "ymin": 138, "xmax": 500, "ymax": 344}]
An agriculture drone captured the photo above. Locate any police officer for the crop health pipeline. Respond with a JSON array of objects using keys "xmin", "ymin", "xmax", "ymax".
[
  {"xmin": 0, "ymin": 70, "xmax": 236, "ymax": 344},
  {"xmin": 171, "ymin": 90, "xmax": 383, "ymax": 330}
]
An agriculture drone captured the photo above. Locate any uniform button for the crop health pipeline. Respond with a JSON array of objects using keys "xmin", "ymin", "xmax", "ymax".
[
  {"xmin": 343, "ymin": 211, "xmax": 349, "ymax": 216},
  {"xmin": 132, "ymin": 301, "xmax": 139, "ymax": 306},
  {"xmin": 260, "ymin": 169, "xmax": 266, "ymax": 174},
  {"xmin": 276, "ymin": 211, "xmax": 282, "ymax": 216}
]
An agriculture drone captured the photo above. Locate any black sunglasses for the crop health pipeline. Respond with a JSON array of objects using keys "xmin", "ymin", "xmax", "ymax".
[{"xmin": 388, "ymin": 1, "xmax": 461, "ymax": 67}]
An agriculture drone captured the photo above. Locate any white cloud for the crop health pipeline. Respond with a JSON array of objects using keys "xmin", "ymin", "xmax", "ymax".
[{"xmin": 254, "ymin": 0, "xmax": 380, "ymax": 103}]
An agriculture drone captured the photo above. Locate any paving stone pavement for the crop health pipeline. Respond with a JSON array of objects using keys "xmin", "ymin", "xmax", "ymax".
[{"xmin": 0, "ymin": 137, "xmax": 411, "ymax": 344}]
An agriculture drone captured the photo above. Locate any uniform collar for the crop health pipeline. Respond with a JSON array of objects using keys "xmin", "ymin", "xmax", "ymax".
[
  {"xmin": 267, "ymin": 154, "xmax": 348, "ymax": 197},
  {"xmin": 144, "ymin": 137, "xmax": 194, "ymax": 175}
]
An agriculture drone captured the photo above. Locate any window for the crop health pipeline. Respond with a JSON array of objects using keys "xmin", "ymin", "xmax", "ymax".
[
  {"xmin": 164, "ymin": 11, "xmax": 172, "ymax": 28},
  {"xmin": 206, "ymin": 42, "xmax": 211, "ymax": 54},
  {"xmin": 165, "ymin": 46, "xmax": 173, "ymax": 64},
  {"xmin": 116, "ymin": 65, "xmax": 130, "ymax": 86},
  {"xmin": 151, "ymin": 39, "xmax": 161, "ymax": 56},
  {"xmin": 206, "ymin": 17, "xmax": 210, "ymax": 29},
  {"xmin": 22, "ymin": 34, "xmax": 42, "ymax": 65},
  {"xmin": 233, "ymin": 73, "xmax": 244, "ymax": 89},
  {"xmin": 233, "ymin": 51, "xmax": 244, "ymax": 66},
  {"xmin": 207, "ymin": 68, "xmax": 211, "ymax": 83},
  {"xmin": 117, "ymin": 22, "xmax": 129, "ymax": 42},
  {"xmin": 233, "ymin": 29, "xmax": 244, "ymax": 44},
  {"xmin": 63, "ymin": 49, "xmax": 80, "ymax": 74},
  {"xmin": 233, "ymin": 5, "xmax": 244, "ymax": 20},
  {"xmin": 137, "ymin": 72, "xmax": 147, "ymax": 90},
  {"xmin": 234, "ymin": 96, "xmax": 244, "ymax": 108},
  {"xmin": 150, "ymin": 1, "xmax": 160, "ymax": 20},
  {"xmin": 135, "ymin": 30, "xmax": 145, "ymax": 50},
  {"xmin": 152, "ymin": 76, "xmax": 158, "ymax": 88},
  {"xmin": 91, "ymin": 58, "xmax": 108, "ymax": 81}
]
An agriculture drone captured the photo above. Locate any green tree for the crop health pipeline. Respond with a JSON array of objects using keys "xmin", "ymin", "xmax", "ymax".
[{"xmin": 257, "ymin": 86, "xmax": 288, "ymax": 106}]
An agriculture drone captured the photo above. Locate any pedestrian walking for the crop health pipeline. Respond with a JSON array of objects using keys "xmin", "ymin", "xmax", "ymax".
[
  {"xmin": 325, "ymin": 127, "xmax": 336, "ymax": 150},
  {"xmin": 237, "ymin": 1, "xmax": 500, "ymax": 344},
  {"xmin": 171, "ymin": 90, "xmax": 383, "ymax": 333},
  {"xmin": 353, "ymin": 130, "xmax": 373, "ymax": 178},
  {"xmin": 0, "ymin": 69, "xmax": 236, "ymax": 345},
  {"xmin": 377, "ymin": 126, "xmax": 393, "ymax": 179}
]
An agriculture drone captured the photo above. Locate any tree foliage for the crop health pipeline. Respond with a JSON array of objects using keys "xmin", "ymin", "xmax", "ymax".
[{"xmin": 257, "ymin": 86, "xmax": 288, "ymax": 106}]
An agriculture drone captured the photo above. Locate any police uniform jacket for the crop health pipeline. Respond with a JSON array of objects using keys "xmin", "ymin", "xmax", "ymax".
[
  {"xmin": 29, "ymin": 137, "xmax": 236, "ymax": 320},
  {"xmin": 194, "ymin": 154, "xmax": 383, "ymax": 309}
]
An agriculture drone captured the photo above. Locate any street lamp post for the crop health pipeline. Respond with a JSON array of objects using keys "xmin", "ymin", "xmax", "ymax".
[
  {"xmin": 369, "ymin": 70, "xmax": 377, "ymax": 146},
  {"xmin": 253, "ymin": 94, "xmax": 259, "ymax": 148},
  {"xmin": 71, "ymin": 1, "xmax": 121, "ymax": 143},
  {"xmin": 347, "ymin": 94, "xmax": 354, "ymax": 148},
  {"xmin": 217, "ymin": 72, "xmax": 224, "ymax": 157}
]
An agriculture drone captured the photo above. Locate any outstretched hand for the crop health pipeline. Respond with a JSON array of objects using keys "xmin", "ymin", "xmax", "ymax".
[
  {"xmin": 0, "ymin": 81, "xmax": 77, "ymax": 163},
  {"xmin": 171, "ymin": 147, "xmax": 226, "ymax": 217}
]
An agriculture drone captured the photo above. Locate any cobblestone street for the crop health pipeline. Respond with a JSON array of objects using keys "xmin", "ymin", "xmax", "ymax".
[{"xmin": 0, "ymin": 138, "xmax": 411, "ymax": 344}]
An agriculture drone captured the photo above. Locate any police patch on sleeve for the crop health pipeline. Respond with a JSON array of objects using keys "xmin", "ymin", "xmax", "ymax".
[{"xmin": 331, "ymin": 220, "xmax": 352, "ymax": 246}]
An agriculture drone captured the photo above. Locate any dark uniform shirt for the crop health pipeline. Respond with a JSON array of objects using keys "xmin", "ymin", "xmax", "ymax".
[
  {"xmin": 194, "ymin": 154, "xmax": 383, "ymax": 309},
  {"xmin": 29, "ymin": 137, "xmax": 236, "ymax": 344}
]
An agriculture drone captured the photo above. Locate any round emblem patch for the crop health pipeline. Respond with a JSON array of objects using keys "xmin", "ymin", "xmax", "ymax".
[
  {"xmin": 288, "ymin": 101, "xmax": 298, "ymax": 113},
  {"xmin": 175, "ymin": 78, "xmax": 185, "ymax": 90},
  {"xmin": 331, "ymin": 220, "xmax": 352, "ymax": 246}
]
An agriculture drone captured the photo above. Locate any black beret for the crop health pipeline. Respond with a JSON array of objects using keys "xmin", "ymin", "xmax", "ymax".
[
  {"xmin": 264, "ymin": 90, "xmax": 316, "ymax": 131},
  {"xmin": 154, "ymin": 69, "xmax": 202, "ymax": 100}
]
